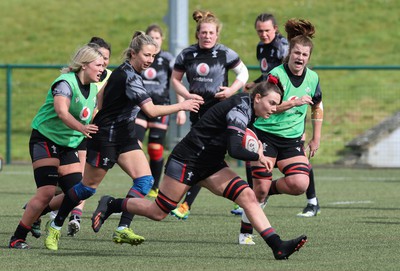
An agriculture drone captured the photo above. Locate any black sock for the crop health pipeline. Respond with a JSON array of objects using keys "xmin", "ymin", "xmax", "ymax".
[
  {"xmin": 13, "ymin": 221, "xmax": 31, "ymax": 240},
  {"xmin": 40, "ymin": 205, "xmax": 53, "ymax": 216},
  {"xmin": 268, "ymin": 180, "xmax": 281, "ymax": 196},
  {"xmin": 108, "ymin": 198, "xmax": 124, "ymax": 214},
  {"xmin": 184, "ymin": 184, "xmax": 201, "ymax": 208},
  {"xmin": 306, "ymin": 167, "xmax": 316, "ymax": 199},
  {"xmin": 260, "ymin": 228, "xmax": 282, "ymax": 250},
  {"xmin": 118, "ymin": 189, "xmax": 140, "ymax": 228},
  {"xmin": 118, "ymin": 211, "xmax": 134, "ymax": 228},
  {"xmin": 150, "ymin": 158, "xmax": 163, "ymax": 189},
  {"xmin": 54, "ymin": 188, "xmax": 81, "ymax": 227},
  {"xmin": 240, "ymin": 221, "xmax": 253, "ymax": 234}
]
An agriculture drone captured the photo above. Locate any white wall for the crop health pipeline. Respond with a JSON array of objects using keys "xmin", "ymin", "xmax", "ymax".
[{"xmin": 362, "ymin": 128, "xmax": 400, "ymax": 167}]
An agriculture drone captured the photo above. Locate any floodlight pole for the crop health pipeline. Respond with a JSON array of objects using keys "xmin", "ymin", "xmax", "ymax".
[{"xmin": 165, "ymin": 0, "xmax": 190, "ymax": 149}]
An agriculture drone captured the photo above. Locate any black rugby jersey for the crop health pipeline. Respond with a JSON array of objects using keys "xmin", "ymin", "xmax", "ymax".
[
  {"xmin": 93, "ymin": 61, "xmax": 151, "ymax": 142},
  {"xmin": 174, "ymin": 43, "xmax": 242, "ymax": 124},
  {"xmin": 171, "ymin": 93, "xmax": 258, "ymax": 166},
  {"xmin": 141, "ymin": 50, "xmax": 174, "ymax": 105},
  {"xmin": 254, "ymin": 33, "xmax": 288, "ymax": 83}
]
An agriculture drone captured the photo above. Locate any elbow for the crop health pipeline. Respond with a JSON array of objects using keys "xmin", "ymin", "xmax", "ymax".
[
  {"xmin": 55, "ymin": 111, "xmax": 67, "ymax": 121},
  {"xmin": 146, "ymin": 112, "xmax": 157, "ymax": 118},
  {"xmin": 235, "ymin": 62, "xmax": 249, "ymax": 85}
]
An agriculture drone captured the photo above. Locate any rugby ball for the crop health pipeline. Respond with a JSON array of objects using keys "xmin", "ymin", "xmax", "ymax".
[{"xmin": 242, "ymin": 128, "xmax": 259, "ymax": 153}]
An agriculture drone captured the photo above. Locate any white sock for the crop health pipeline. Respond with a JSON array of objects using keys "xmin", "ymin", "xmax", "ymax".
[
  {"xmin": 117, "ymin": 226, "xmax": 127, "ymax": 231},
  {"xmin": 49, "ymin": 210, "xmax": 58, "ymax": 220},
  {"xmin": 308, "ymin": 197, "xmax": 318, "ymax": 206},
  {"xmin": 51, "ymin": 221, "xmax": 62, "ymax": 230}
]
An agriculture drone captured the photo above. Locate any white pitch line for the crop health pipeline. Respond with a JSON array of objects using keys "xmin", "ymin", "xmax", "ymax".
[{"xmin": 329, "ymin": 200, "xmax": 373, "ymax": 205}]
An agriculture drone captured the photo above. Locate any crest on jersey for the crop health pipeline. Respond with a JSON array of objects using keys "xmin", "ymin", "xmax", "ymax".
[
  {"xmin": 270, "ymin": 48, "xmax": 275, "ymax": 57},
  {"xmin": 196, "ymin": 63, "xmax": 210, "ymax": 76},
  {"xmin": 305, "ymin": 87, "xmax": 311, "ymax": 94},
  {"xmin": 261, "ymin": 58, "xmax": 268, "ymax": 72},
  {"xmin": 211, "ymin": 50, "xmax": 218, "ymax": 58},
  {"xmin": 144, "ymin": 67, "xmax": 157, "ymax": 80},
  {"xmin": 80, "ymin": 106, "xmax": 91, "ymax": 121},
  {"xmin": 157, "ymin": 57, "xmax": 163, "ymax": 65}
]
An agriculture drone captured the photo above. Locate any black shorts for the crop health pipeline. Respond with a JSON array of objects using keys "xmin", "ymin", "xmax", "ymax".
[
  {"xmin": 77, "ymin": 138, "xmax": 87, "ymax": 151},
  {"xmin": 164, "ymin": 155, "xmax": 228, "ymax": 186},
  {"xmin": 29, "ymin": 129, "xmax": 80, "ymax": 165},
  {"xmin": 254, "ymin": 128, "xmax": 305, "ymax": 162},
  {"xmin": 86, "ymin": 137, "xmax": 141, "ymax": 169}
]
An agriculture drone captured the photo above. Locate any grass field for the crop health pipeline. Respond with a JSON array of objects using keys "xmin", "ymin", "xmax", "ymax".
[{"xmin": 1, "ymin": 164, "xmax": 399, "ymax": 271}]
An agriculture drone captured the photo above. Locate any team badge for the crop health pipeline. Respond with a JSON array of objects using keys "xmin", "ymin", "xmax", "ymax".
[
  {"xmin": 196, "ymin": 63, "xmax": 210, "ymax": 76},
  {"xmin": 187, "ymin": 171, "xmax": 194, "ymax": 181}
]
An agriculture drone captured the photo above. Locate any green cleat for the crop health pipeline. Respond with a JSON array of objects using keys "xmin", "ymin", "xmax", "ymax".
[
  {"xmin": 230, "ymin": 203, "xmax": 243, "ymax": 216},
  {"xmin": 44, "ymin": 220, "xmax": 61, "ymax": 251},
  {"xmin": 170, "ymin": 202, "xmax": 190, "ymax": 220},
  {"xmin": 112, "ymin": 227, "xmax": 145, "ymax": 246}
]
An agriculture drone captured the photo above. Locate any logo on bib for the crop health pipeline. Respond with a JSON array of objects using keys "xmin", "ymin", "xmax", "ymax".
[{"xmin": 80, "ymin": 106, "xmax": 91, "ymax": 121}]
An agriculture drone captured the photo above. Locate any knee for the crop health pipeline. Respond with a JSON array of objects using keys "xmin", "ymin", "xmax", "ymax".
[
  {"xmin": 36, "ymin": 187, "xmax": 57, "ymax": 203},
  {"xmin": 253, "ymin": 187, "xmax": 269, "ymax": 202},
  {"xmin": 150, "ymin": 211, "xmax": 168, "ymax": 221},
  {"xmin": 237, "ymin": 187, "xmax": 258, "ymax": 204},
  {"xmin": 284, "ymin": 176, "xmax": 309, "ymax": 195},
  {"xmin": 72, "ymin": 182, "xmax": 96, "ymax": 201},
  {"xmin": 132, "ymin": 175, "xmax": 154, "ymax": 196},
  {"xmin": 282, "ymin": 162, "xmax": 310, "ymax": 195}
]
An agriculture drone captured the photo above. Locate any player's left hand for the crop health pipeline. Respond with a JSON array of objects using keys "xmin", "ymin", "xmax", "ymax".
[
  {"xmin": 305, "ymin": 139, "xmax": 320, "ymax": 159},
  {"xmin": 214, "ymin": 86, "xmax": 234, "ymax": 100}
]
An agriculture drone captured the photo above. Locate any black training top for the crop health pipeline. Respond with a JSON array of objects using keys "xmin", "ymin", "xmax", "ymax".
[
  {"xmin": 141, "ymin": 50, "xmax": 174, "ymax": 105},
  {"xmin": 93, "ymin": 61, "xmax": 151, "ymax": 142},
  {"xmin": 170, "ymin": 93, "xmax": 259, "ymax": 166},
  {"xmin": 254, "ymin": 33, "xmax": 289, "ymax": 83},
  {"xmin": 174, "ymin": 43, "xmax": 242, "ymax": 124}
]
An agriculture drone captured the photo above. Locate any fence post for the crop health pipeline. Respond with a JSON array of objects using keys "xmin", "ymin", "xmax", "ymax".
[{"xmin": 6, "ymin": 65, "xmax": 12, "ymax": 164}]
